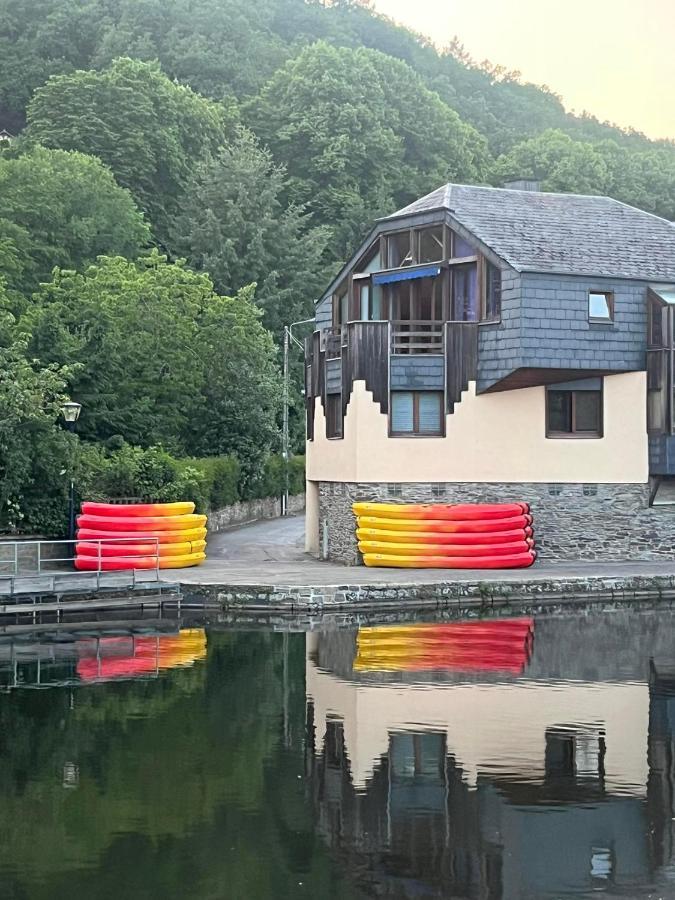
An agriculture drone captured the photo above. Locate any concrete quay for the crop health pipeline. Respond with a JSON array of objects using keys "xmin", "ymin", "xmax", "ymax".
[{"xmin": 167, "ymin": 515, "xmax": 675, "ymax": 617}]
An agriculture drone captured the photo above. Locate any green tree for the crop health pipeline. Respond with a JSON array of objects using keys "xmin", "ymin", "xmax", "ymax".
[
  {"xmin": 495, "ymin": 129, "xmax": 675, "ymax": 219},
  {"xmin": 495, "ymin": 128, "xmax": 610, "ymax": 196},
  {"xmin": 23, "ymin": 253, "xmax": 282, "ymax": 471},
  {"xmin": 0, "ymin": 145, "xmax": 149, "ymax": 300},
  {"xmin": 26, "ymin": 57, "xmax": 233, "ymax": 248},
  {"xmin": 0, "ymin": 299, "xmax": 72, "ymax": 534},
  {"xmin": 175, "ymin": 126, "xmax": 331, "ymax": 339},
  {"xmin": 246, "ymin": 41, "xmax": 491, "ymax": 257}
]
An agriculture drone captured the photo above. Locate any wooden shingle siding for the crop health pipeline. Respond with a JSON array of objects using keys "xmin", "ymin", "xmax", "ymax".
[
  {"xmin": 445, "ymin": 322, "xmax": 478, "ymax": 412},
  {"xmin": 390, "ymin": 355, "xmax": 444, "ymax": 390},
  {"xmin": 342, "ymin": 322, "xmax": 389, "ymax": 418}
]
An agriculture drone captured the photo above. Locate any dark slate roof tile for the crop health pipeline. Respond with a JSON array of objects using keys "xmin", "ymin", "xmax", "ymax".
[{"xmin": 386, "ymin": 183, "xmax": 675, "ymax": 281}]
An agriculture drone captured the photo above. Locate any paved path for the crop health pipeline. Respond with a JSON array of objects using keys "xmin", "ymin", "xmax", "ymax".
[{"xmin": 168, "ymin": 514, "xmax": 675, "ymax": 588}]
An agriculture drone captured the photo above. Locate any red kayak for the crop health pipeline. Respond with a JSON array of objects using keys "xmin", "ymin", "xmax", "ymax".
[
  {"xmin": 357, "ymin": 514, "xmax": 532, "ymax": 534},
  {"xmin": 353, "ymin": 502, "xmax": 530, "ymax": 521},
  {"xmin": 81, "ymin": 501, "xmax": 195, "ymax": 517},
  {"xmin": 363, "ymin": 550, "xmax": 537, "ymax": 569},
  {"xmin": 77, "ymin": 513, "xmax": 207, "ymax": 531},
  {"xmin": 356, "ymin": 527, "xmax": 533, "ymax": 545}
]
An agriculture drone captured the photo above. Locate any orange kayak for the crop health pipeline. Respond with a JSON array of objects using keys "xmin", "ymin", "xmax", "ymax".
[
  {"xmin": 358, "ymin": 539, "xmax": 534, "ymax": 557},
  {"xmin": 77, "ymin": 527, "xmax": 207, "ymax": 544},
  {"xmin": 74, "ymin": 552, "xmax": 206, "ymax": 570},
  {"xmin": 356, "ymin": 527, "xmax": 533, "ymax": 544},
  {"xmin": 353, "ymin": 502, "xmax": 529, "ymax": 521},
  {"xmin": 81, "ymin": 501, "xmax": 195, "ymax": 517},
  {"xmin": 363, "ymin": 550, "xmax": 536, "ymax": 569},
  {"xmin": 357, "ymin": 514, "xmax": 532, "ymax": 533},
  {"xmin": 76, "ymin": 540, "xmax": 206, "ymax": 557},
  {"xmin": 77, "ymin": 514, "xmax": 207, "ymax": 532}
]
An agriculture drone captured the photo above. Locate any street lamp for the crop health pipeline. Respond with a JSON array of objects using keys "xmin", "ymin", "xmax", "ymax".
[
  {"xmin": 61, "ymin": 400, "xmax": 82, "ymax": 542},
  {"xmin": 61, "ymin": 401, "xmax": 82, "ymax": 426},
  {"xmin": 282, "ymin": 318, "xmax": 314, "ymax": 516}
]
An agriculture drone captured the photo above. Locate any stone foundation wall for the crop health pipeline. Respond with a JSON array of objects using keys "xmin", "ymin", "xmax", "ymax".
[{"xmin": 317, "ymin": 481, "xmax": 675, "ymax": 565}]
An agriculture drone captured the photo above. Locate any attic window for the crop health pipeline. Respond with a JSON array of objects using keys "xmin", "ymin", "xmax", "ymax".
[
  {"xmin": 417, "ymin": 226, "xmax": 444, "ymax": 264},
  {"xmin": 387, "ymin": 231, "xmax": 413, "ymax": 268},
  {"xmin": 588, "ymin": 291, "xmax": 614, "ymax": 323}
]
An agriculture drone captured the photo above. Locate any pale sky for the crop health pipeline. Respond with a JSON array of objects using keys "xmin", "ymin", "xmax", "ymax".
[{"xmin": 371, "ymin": 0, "xmax": 675, "ymax": 141}]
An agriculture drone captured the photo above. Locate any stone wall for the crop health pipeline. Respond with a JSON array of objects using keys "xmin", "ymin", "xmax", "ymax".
[
  {"xmin": 207, "ymin": 492, "xmax": 305, "ymax": 533},
  {"xmin": 317, "ymin": 480, "xmax": 675, "ymax": 565}
]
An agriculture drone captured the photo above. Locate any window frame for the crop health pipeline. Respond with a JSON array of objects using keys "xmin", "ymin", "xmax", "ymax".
[
  {"xmin": 480, "ymin": 257, "xmax": 502, "ymax": 323},
  {"xmin": 389, "ymin": 390, "xmax": 445, "ymax": 438},
  {"xmin": 588, "ymin": 290, "xmax": 615, "ymax": 324},
  {"xmin": 545, "ymin": 383, "xmax": 604, "ymax": 439},
  {"xmin": 325, "ymin": 393, "xmax": 343, "ymax": 439}
]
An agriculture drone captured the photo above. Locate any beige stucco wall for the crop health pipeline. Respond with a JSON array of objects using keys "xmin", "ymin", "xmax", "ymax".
[
  {"xmin": 306, "ymin": 372, "xmax": 648, "ymax": 484},
  {"xmin": 305, "ymin": 635, "xmax": 648, "ymax": 794}
]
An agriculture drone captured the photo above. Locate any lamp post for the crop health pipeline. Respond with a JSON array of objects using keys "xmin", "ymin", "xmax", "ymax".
[
  {"xmin": 61, "ymin": 401, "xmax": 82, "ymax": 542},
  {"xmin": 282, "ymin": 318, "xmax": 314, "ymax": 516}
]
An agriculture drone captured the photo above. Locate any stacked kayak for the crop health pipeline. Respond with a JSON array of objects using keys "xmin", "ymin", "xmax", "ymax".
[
  {"xmin": 354, "ymin": 618, "xmax": 535, "ymax": 674},
  {"xmin": 75, "ymin": 501, "xmax": 207, "ymax": 570},
  {"xmin": 353, "ymin": 501, "xmax": 535, "ymax": 569}
]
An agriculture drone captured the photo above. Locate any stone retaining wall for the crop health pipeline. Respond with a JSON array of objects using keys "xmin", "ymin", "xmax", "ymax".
[
  {"xmin": 182, "ymin": 572, "xmax": 675, "ymax": 618},
  {"xmin": 207, "ymin": 492, "xmax": 305, "ymax": 533},
  {"xmin": 317, "ymin": 481, "xmax": 675, "ymax": 564}
]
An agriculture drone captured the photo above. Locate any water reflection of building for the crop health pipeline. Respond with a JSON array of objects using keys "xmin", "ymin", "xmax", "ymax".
[{"xmin": 306, "ymin": 613, "xmax": 675, "ymax": 899}]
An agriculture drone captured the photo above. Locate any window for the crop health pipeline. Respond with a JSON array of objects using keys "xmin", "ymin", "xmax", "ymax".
[
  {"xmin": 391, "ymin": 391, "xmax": 443, "ymax": 436},
  {"xmin": 325, "ymin": 394, "xmax": 342, "ymax": 438},
  {"xmin": 546, "ymin": 382, "xmax": 603, "ymax": 438},
  {"xmin": 355, "ymin": 244, "xmax": 381, "ymax": 275},
  {"xmin": 452, "ymin": 264, "xmax": 478, "ymax": 321},
  {"xmin": 387, "ymin": 231, "xmax": 413, "ymax": 268},
  {"xmin": 388, "ymin": 483, "xmax": 403, "ymax": 498},
  {"xmin": 649, "ymin": 295, "xmax": 664, "ymax": 347},
  {"xmin": 483, "ymin": 261, "xmax": 501, "ymax": 321},
  {"xmin": 335, "ymin": 285, "xmax": 349, "ymax": 326},
  {"xmin": 417, "ymin": 226, "xmax": 444, "ymax": 263},
  {"xmin": 451, "ymin": 231, "xmax": 476, "ymax": 259},
  {"xmin": 588, "ymin": 291, "xmax": 614, "ymax": 322}
]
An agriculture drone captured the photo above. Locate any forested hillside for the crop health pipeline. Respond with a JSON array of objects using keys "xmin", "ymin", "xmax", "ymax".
[{"xmin": 1, "ymin": 0, "xmax": 673, "ymax": 534}]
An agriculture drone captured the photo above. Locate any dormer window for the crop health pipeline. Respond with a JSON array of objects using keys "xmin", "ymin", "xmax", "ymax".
[
  {"xmin": 588, "ymin": 291, "xmax": 614, "ymax": 323},
  {"xmin": 387, "ymin": 231, "xmax": 413, "ymax": 268},
  {"xmin": 451, "ymin": 232, "xmax": 476, "ymax": 260},
  {"xmin": 417, "ymin": 226, "xmax": 444, "ymax": 264}
]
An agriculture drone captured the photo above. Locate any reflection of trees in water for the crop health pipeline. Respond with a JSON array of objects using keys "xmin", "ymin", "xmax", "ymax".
[{"xmin": 0, "ymin": 632, "xmax": 360, "ymax": 900}]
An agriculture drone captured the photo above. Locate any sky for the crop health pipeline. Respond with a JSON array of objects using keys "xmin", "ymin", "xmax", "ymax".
[{"xmin": 371, "ymin": 0, "xmax": 675, "ymax": 141}]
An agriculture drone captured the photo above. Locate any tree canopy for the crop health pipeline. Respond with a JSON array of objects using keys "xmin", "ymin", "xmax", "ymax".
[
  {"xmin": 174, "ymin": 126, "xmax": 331, "ymax": 339},
  {"xmin": 26, "ymin": 57, "xmax": 233, "ymax": 248},
  {"xmin": 22, "ymin": 253, "xmax": 282, "ymax": 475},
  {"xmin": 0, "ymin": 145, "xmax": 149, "ymax": 300},
  {"xmin": 246, "ymin": 41, "xmax": 491, "ymax": 256}
]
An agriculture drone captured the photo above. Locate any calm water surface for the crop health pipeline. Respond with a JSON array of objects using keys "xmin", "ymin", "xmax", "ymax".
[{"xmin": 2, "ymin": 608, "xmax": 675, "ymax": 899}]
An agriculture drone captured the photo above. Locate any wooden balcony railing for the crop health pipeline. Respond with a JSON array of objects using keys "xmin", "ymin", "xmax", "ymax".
[
  {"xmin": 325, "ymin": 327, "xmax": 343, "ymax": 360},
  {"xmin": 391, "ymin": 320, "xmax": 444, "ymax": 354}
]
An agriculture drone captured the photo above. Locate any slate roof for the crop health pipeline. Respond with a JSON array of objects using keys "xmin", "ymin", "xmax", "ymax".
[{"xmin": 386, "ymin": 183, "xmax": 675, "ymax": 282}]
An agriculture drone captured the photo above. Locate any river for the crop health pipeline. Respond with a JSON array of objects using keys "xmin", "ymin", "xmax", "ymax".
[{"xmin": 1, "ymin": 607, "xmax": 674, "ymax": 899}]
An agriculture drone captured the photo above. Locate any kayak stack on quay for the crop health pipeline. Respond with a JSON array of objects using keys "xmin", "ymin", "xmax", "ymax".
[
  {"xmin": 75, "ymin": 501, "xmax": 207, "ymax": 570},
  {"xmin": 353, "ymin": 502, "xmax": 536, "ymax": 569}
]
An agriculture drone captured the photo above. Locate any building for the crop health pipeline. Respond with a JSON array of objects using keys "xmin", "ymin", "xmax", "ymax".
[{"xmin": 304, "ymin": 182, "xmax": 675, "ymax": 562}]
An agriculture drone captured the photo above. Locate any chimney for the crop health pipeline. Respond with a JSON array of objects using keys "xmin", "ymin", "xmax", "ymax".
[{"xmin": 503, "ymin": 179, "xmax": 541, "ymax": 192}]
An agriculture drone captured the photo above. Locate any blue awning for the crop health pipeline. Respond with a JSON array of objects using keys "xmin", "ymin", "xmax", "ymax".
[{"xmin": 373, "ymin": 265, "xmax": 441, "ymax": 285}]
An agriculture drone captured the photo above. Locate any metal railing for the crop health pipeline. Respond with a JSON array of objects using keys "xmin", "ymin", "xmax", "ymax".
[
  {"xmin": 391, "ymin": 320, "xmax": 444, "ymax": 354},
  {"xmin": 0, "ymin": 537, "xmax": 161, "ymax": 598}
]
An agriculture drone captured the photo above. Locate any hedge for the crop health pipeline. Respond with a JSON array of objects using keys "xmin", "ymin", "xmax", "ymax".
[{"xmin": 77, "ymin": 444, "xmax": 304, "ymax": 514}]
